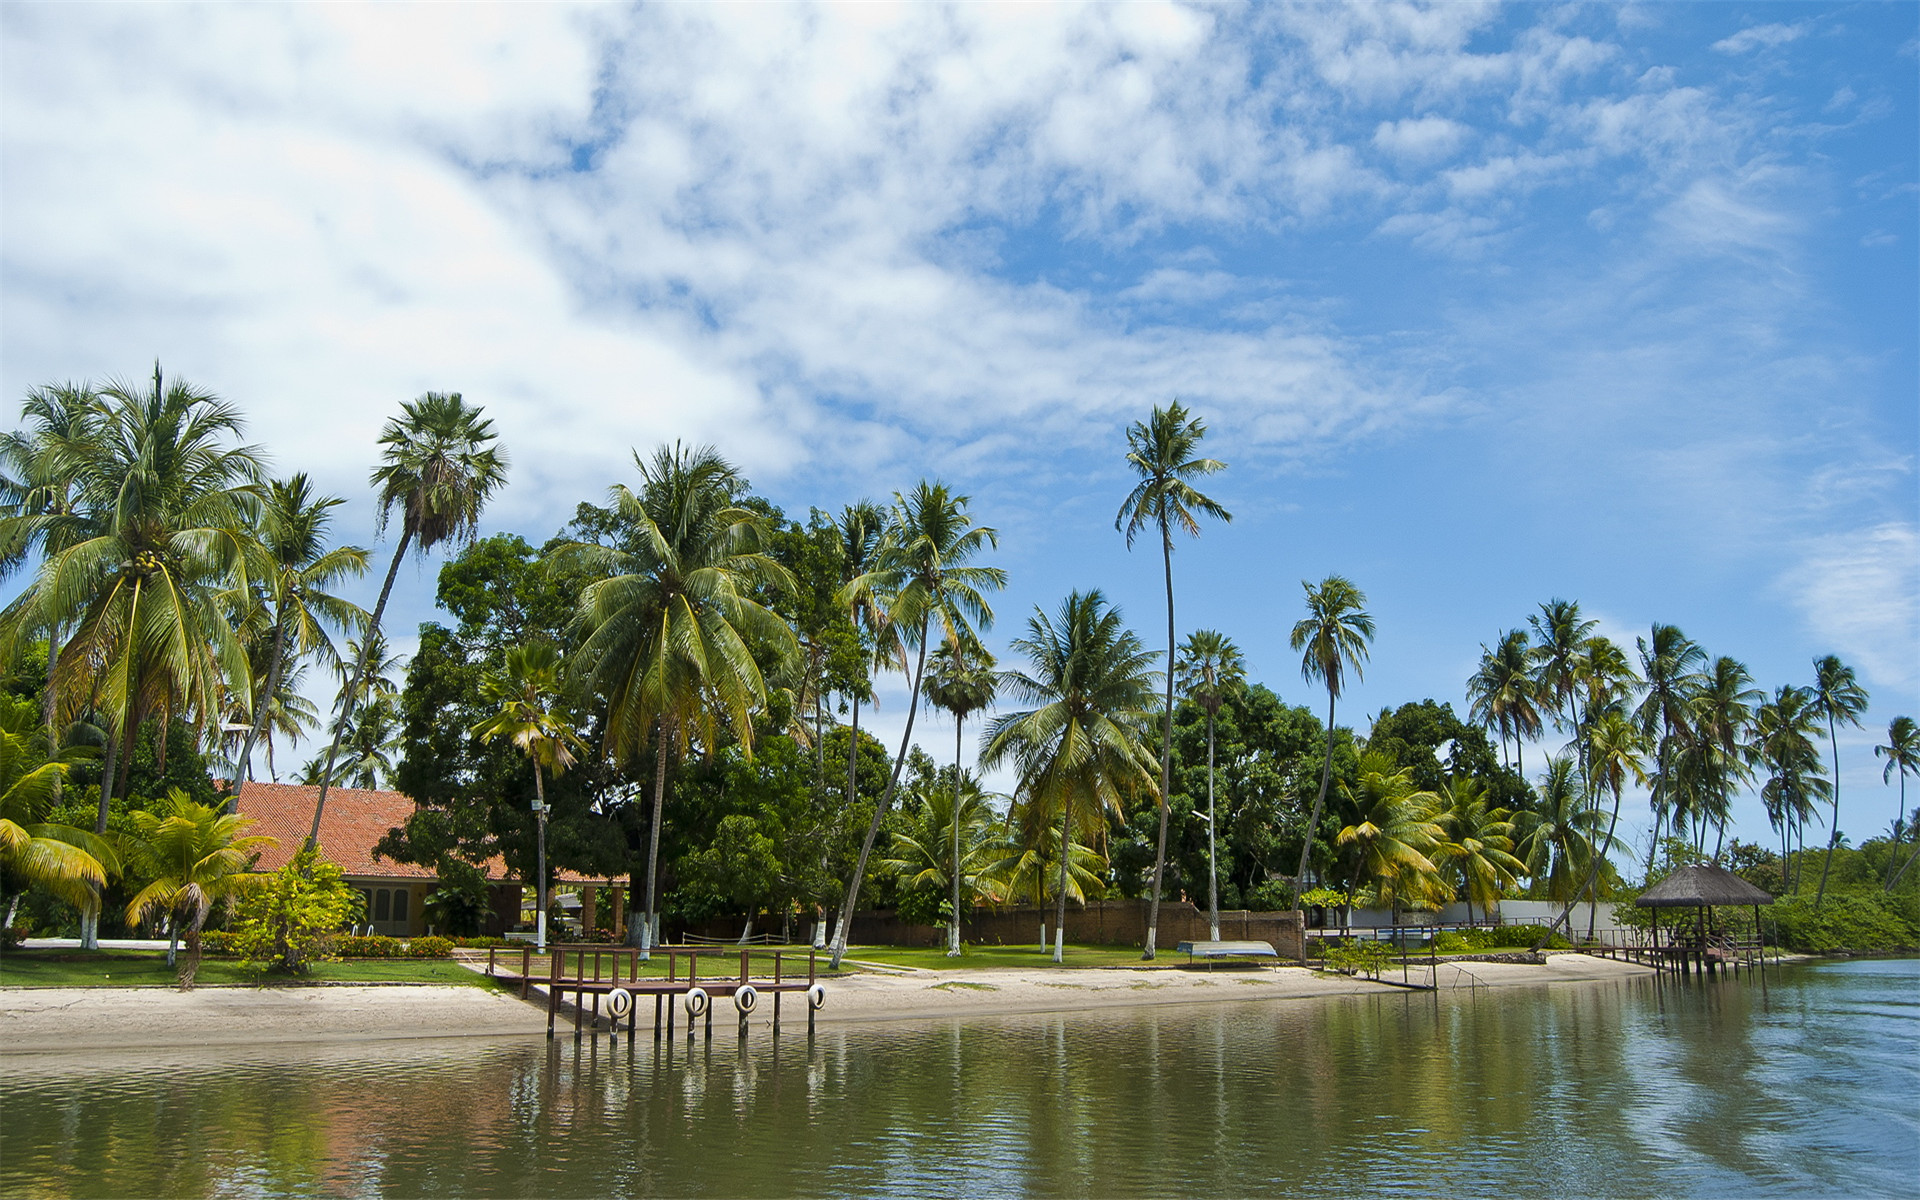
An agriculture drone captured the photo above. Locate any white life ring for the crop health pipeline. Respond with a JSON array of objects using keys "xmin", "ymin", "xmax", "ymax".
[
  {"xmin": 806, "ymin": 982, "xmax": 826, "ymax": 1011},
  {"xmin": 607, "ymin": 987, "xmax": 633, "ymax": 1019},
  {"xmin": 733, "ymin": 984, "xmax": 758, "ymax": 1014},
  {"xmin": 684, "ymin": 986, "xmax": 710, "ymax": 1018}
]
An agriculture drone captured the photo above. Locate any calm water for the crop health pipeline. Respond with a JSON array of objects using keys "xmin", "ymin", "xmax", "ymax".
[{"xmin": 2, "ymin": 958, "xmax": 1915, "ymax": 1198}]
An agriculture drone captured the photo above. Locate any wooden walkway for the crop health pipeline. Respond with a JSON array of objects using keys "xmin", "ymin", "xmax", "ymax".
[{"xmin": 474, "ymin": 944, "xmax": 825, "ymax": 1039}]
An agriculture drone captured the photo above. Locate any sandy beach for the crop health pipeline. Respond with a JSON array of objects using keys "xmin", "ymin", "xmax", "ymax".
[{"xmin": 1, "ymin": 952, "xmax": 1654, "ymax": 1053}]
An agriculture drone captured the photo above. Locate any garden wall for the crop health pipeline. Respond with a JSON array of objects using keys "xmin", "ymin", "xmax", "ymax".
[{"xmin": 848, "ymin": 900, "xmax": 1303, "ymax": 957}]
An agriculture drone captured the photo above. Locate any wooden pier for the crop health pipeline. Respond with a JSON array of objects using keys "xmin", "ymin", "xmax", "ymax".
[{"xmin": 479, "ymin": 944, "xmax": 824, "ymax": 1040}]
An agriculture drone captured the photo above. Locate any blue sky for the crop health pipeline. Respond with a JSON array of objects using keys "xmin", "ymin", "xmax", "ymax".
[{"xmin": 3, "ymin": 2, "xmax": 1915, "ymax": 860}]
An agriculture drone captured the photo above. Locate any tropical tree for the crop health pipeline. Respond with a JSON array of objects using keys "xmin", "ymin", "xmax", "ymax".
[
  {"xmin": 1115, "ymin": 401, "xmax": 1230, "ymax": 960},
  {"xmin": 1334, "ymin": 751, "xmax": 1444, "ymax": 924},
  {"xmin": 1430, "ymin": 778, "xmax": 1525, "ymax": 926},
  {"xmin": 982, "ymin": 590, "xmax": 1158, "ymax": 963},
  {"xmin": 307, "ymin": 392, "xmax": 507, "ymax": 848},
  {"xmin": 1634, "ymin": 624, "xmax": 1705, "ymax": 866},
  {"xmin": 1809, "ymin": 655, "xmax": 1869, "ymax": 907},
  {"xmin": 1513, "ymin": 756, "xmax": 1608, "ymax": 905},
  {"xmin": 1528, "ymin": 600, "xmax": 1597, "ymax": 774},
  {"xmin": 1877, "ymin": 716, "xmax": 1920, "ymax": 890},
  {"xmin": 1754, "ymin": 685, "xmax": 1829, "ymax": 892},
  {"xmin": 1573, "ymin": 709, "xmax": 1646, "ymax": 940},
  {"xmin": 982, "ymin": 795, "xmax": 1110, "ymax": 952},
  {"xmin": 1290, "ymin": 575, "xmax": 1375, "ymax": 905},
  {"xmin": 470, "ymin": 642, "xmax": 582, "ymax": 952},
  {"xmin": 835, "ymin": 500, "xmax": 898, "ymax": 809},
  {"xmin": 0, "ymin": 695, "xmax": 113, "ymax": 931},
  {"xmin": 879, "ymin": 776, "xmax": 1001, "ymax": 933},
  {"xmin": 124, "ymin": 789, "xmax": 274, "ymax": 981},
  {"xmin": 1176, "ymin": 629, "xmax": 1244, "ymax": 941},
  {"xmin": 1685, "ymin": 656, "xmax": 1760, "ymax": 859},
  {"xmin": 231, "ymin": 474, "xmax": 369, "ymax": 790},
  {"xmin": 829, "ymin": 481, "xmax": 1004, "ymax": 968},
  {"xmin": 1468, "ymin": 629, "xmax": 1541, "ymax": 776},
  {"xmin": 922, "ymin": 637, "xmax": 998, "ymax": 955}
]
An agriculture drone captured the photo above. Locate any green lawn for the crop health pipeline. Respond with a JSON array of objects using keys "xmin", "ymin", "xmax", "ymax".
[
  {"xmin": 835, "ymin": 943, "xmax": 1166, "ymax": 971},
  {"xmin": 0, "ymin": 949, "xmax": 508, "ymax": 989}
]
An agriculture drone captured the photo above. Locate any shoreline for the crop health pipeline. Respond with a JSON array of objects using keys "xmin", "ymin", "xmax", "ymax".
[{"xmin": 1, "ymin": 952, "xmax": 1662, "ymax": 1055}]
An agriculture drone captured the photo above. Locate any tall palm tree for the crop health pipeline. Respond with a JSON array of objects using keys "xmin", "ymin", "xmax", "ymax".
[
  {"xmin": 308, "ymin": 392, "xmax": 507, "ymax": 848},
  {"xmin": 1430, "ymin": 777, "xmax": 1525, "ymax": 926},
  {"xmin": 1528, "ymin": 600, "xmax": 1597, "ymax": 776},
  {"xmin": 0, "ymin": 695, "xmax": 114, "ymax": 932},
  {"xmin": 835, "ymin": 500, "xmax": 898, "ymax": 813},
  {"xmin": 1116, "ymin": 401, "xmax": 1230, "ymax": 960},
  {"xmin": 1572, "ymin": 709, "xmax": 1646, "ymax": 940},
  {"xmin": 1634, "ymin": 624, "xmax": 1705, "ymax": 867},
  {"xmin": 232, "ymin": 475, "xmax": 369, "ymax": 792},
  {"xmin": 1468, "ymin": 629, "xmax": 1540, "ymax": 776},
  {"xmin": 1514, "ymin": 756, "xmax": 1608, "ymax": 906},
  {"xmin": 560, "ymin": 444, "xmax": 797, "ymax": 956},
  {"xmin": 829, "ymin": 481, "xmax": 1003, "ymax": 968},
  {"xmin": 922, "ymin": 638, "xmax": 998, "ymax": 956},
  {"xmin": 1754, "ymin": 685, "xmax": 1828, "ymax": 892},
  {"xmin": 1877, "ymin": 716, "xmax": 1920, "ymax": 890},
  {"xmin": 1289, "ymin": 575, "xmax": 1375, "ymax": 906},
  {"xmin": 1334, "ymin": 751, "xmax": 1445, "ymax": 924},
  {"xmin": 983, "ymin": 795, "xmax": 1110, "ymax": 951},
  {"xmin": 1688, "ymin": 656, "xmax": 1760, "ymax": 859},
  {"xmin": 880, "ymin": 775, "xmax": 1001, "ymax": 933},
  {"xmin": 1176, "ymin": 629, "xmax": 1244, "ymax": 940},
  {"xmin": 125, "ymin": 789, "xmax": 273, "ymax": 981},
  {"xmin": 1809, "ymin": 655, "xmax": 1869, "ymax": 908},
  {"xmin": 982, "ymin": 591, "xmax": 1159, "ymax": 963},
  {"xmin": 471, "ymin": 642, "xmax": 583, "ymax": 953}
]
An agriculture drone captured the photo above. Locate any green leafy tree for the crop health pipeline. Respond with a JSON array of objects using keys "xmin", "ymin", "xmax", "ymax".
[
  {"xmin": 984, "ymin": 794, "xmax": 1111, "ymax": 951},
  {"xmin": 1878, "ymin": 717, "xmax": 1920, "ymax": 891},
  {"xmin": 1528, "ymin": 600, "xmax": 1597, "ymax": 788},
  {"xmin": 1290, "ymin": 575, "xmax": 1375, "ymax": 905},
  {"xmin": 230, "ymin": 844, "xmax": 364, "ymax": 974},
  {"xmin": 879, "ymin": 775, "xmax": 1001, "ymax": 934},
  {"xmin": 1176, "ymin": 629, "xmax": 1243, "ymax": 940},
  {"xmin": 829, "ymin": 481, "xmax": 1003, "ymax": 967},
  {"xmin": 1633, "ymin": 624, "xmax": 1705, "ymax": 863},
  {"xmin": 124, "ymin": 789, "xmax": 274, "ymax": 982},
  {"xmin": 0, "ymin": 695, "xmax": 113, "ymax": 930},
  {"xmin": 308, "ymin": 392, "xmax": 508, "ymax": 847},
  {"xmin": 1755, "ymin": 685, "xmax": 1829, "ymax": 893},
  {"xmin": 1468, "ymin": 629, "xmax": 1542, "ymax": 777},
  {"xmin": 983, "ymin": 590, "xmax": 1158, "ymax": 962},
  {"xmin": 1810, "ymin": 655, "xmax": 1869, "ymax": 908},
  {"xmin": 923, "ymin": 637, "xmax": 998, "ymax": 955},
  {"xmin": 1116, "ymin": 401, "xmax": 1229, "ymax": 959},
  {"xmin": 1513, "ymin": 756, "xmax": 1610, "ymax": 904},
  {"xmin": 1429, "ymin": 778, "xmax": 1525, "ymax": 925},
  {"xmin": 1334, "ymin": 751, "xmax": 1444, "ymax": 922},
  {"xmin": 1683, "ymin": 655, "xmax": 1760, "ymax": 859}
]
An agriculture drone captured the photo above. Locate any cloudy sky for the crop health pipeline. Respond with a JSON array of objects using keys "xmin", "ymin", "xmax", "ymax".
[{"xmin": 3, "ymin": 2, "xmax": 1915, "ymax": 858}]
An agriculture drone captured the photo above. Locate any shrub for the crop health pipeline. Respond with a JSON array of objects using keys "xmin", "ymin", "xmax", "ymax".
[
  {"xmin": 229, "ymin": 846, "xmax": 366, "ymax": 974},
  {"xmin": 1, "ymin": 913, "xmax": 30, "ymax": 949},
  {"xmin": 336, "ymin": 934, "xmax": 403, "ymax": 958},
  {"xmin": 1769, "ymin": 892, "xmax": 1920, "ymax": 953},
  {"xmin": 406, "ymin": 936, "xmax": 454, "ymax": 959}
]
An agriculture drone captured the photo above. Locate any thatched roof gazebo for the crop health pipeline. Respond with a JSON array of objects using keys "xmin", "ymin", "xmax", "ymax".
[{"xmin": 1634, "ymin": 865, "xmax": 1774, "ymax": 979}]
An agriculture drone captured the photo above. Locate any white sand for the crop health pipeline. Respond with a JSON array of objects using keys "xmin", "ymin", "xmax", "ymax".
[{"xmin": 0, "ymin": 952, "xmax": 1653, "ymax": 1052}]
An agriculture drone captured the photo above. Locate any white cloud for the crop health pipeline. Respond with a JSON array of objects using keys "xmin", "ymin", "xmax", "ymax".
[
  {"xmin": 1779, "ymin": 524, "xmax": 1920, "ymax": 692},
  {"xmin": 1373, "ymin": 115, "xmax": 1469, "ymax": 163},
  {"xmin": 1711, "ymin": 23, "xmax": 1807, "ymax": 56}
]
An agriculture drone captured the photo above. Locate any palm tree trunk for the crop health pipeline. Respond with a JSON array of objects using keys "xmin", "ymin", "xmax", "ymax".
[
  {"xmin": 534, "ymin": 763, "xmax": 549, "ymax": 954},
  {"xmin": 1815, "ymin": 715, "xmax": 1842, "ymax": 909},
  {"xmin": 1054, "ymin": 790, "xmax": 1073, "ymax": 964},
  {"xmin": 233, "ymin": 614, "xmax": 288, "ymax": 805},
  {"xmin": 950, "ymin": 713, "xmax": 963, "ymax": 957},
  {"xmin": 1207, "ymin": 710, "xmax": 1219, "ymax": 942},
  {"xmin": 830, "ymin": 621, "xmax": 930, "ymax": 969},
  {"xmin": 846, "ymin": 693, "xmax": 862, "ymax": 805},
  {"xmin": 94, "ymin": 716, "xmax": 118, "ymax": 835},
  {"xmin": 639, "ymin": 717, "xmax": 671, "ymax": 958},
  {"xmin": 307, "ymin": 527, "xmax": 412, "ymax": 849},
  {"xmin": 1294, "ymin": 691, "xmax": 1338, "ymax": 905},
  {"xmin": 1143, "ymin": 524, "xmax": 1175, "ymax": 962},
  {"xmin": 1887, "ymin": 775, "xmax": 1917, "ymax": 891}
]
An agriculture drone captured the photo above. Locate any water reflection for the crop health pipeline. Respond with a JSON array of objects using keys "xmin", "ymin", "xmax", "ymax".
[{"xmin": 3, "ymin": 960, "xmax": 1914, "ymax": 1198}]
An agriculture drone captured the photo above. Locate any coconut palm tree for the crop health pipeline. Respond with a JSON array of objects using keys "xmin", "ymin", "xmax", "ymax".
[
  {"xmin": 1334, "ymin": 751, "xmax": 1445, "ymax": 925},
  {"xmin": 983, "ymin": 794, "xmax": 1110, "ymax": 952},
  {"xmin": 308, "ymin": 392, "xmax": 506, "ymax": 848},
  {"xmin": 1430, "ymin": 777, "xmax": 1525, "ymax": 926},
  {"xmin": 1468, "ymin": 629, "xmax": 1541, "ymax": 776},
  {"xmin": 880, "ymin": 775, "xmax": 1001, "ymax": 933},
  {"xmin": 923, "ymin": 637, "xmax": 998, "ymax": 956},
  {"xmin": 1529, "ymin": 600, "xmax": 1597, "ymax": 773},
  {"xmin": 1176, "ymin": 629, "xmax": 1244, "ymax": 941},
  {"xmin": 0, "ymin": 696, "xmax": 114, "ymax": 933},
  {"xmin": 1571, "ymin": 709, "xmax": 1647, "ymax": 940},
  {"xmin": 1634, "ymin": 624, "xmax": 1705, "ymax": 867},
  {"xmin": 471, "ymin": 642, "xmax": 583, "ymax": 953},
  {"xmin": 1687, "ymin": 656, "xmax": 1761, "ymax": 858},
  {"xmin": 835, "ymin": 500, "xmax": 899, "ymax": 811},
  {"xmin": 1877, "ymin": 717, "xmax": 1920, "ymax": 890},
  {"xmin": 829, "ymin": 481, "xmax": 1004, "ymax": 968},
  {"xmin": 1809, "ymin": 655, "xmax": 1869, "ymax": 907},
  {"xmin": 1513, "ymin": 756, "xmax": 1609, "ymax": 906},
  {"xmin": 1754, "ymin": 685, "xmax": 1828, "ymax": 892},
  {"xmin": 125, "ymin": 789, "xmax": 274, "ymax": 981},
  {"xmin": 1115, "ymin": 401, "xmax": 1230, "ymax": 960},
  {"xmin": 1290, "ymin": 575, "xmax": 1375, "ymax": 905},
  {"xmin": 231, "ymin": 475, "xmax": 369, "ymax": 791},
  {"xmin": 559, "ymin": 443, "xmax": 797, "ymax": 956},
  {"xmin": 982, "ymin": 590, "xmax": 1159, "ymax": 963}
]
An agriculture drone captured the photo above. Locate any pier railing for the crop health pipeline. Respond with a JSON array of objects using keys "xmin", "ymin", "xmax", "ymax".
[{"xmin": 477, "ymin": 944, "xmax": 825, "ymax": 1040}]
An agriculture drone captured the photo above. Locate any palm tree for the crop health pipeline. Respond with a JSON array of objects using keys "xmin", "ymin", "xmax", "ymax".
[
  {"xmin": 1334, "ymin": 751, "xmax": 1445, "ymax": 925},
  {"xmin": 1688, "ymin": 656, "xmax": 1760, "ymax": 859},
  {"xmin": 1290, "ymin": 575, "xmax": 1375, "ymax": 906},
  {"xmin": 1176, "ymin": 629, "xmax": 1244, "ymax": 940},
  {"xmin": 308, "ymin": 394, "xmax": 505, "ymax": 846},
  {"xmin": 560, "ymin": 443, "xmax": 797, "ymax": 956},
  {"xmin": 829, "ymin": 481, "xmax": 1004, "ymax": 968},
  {"xmin": 1573, "ymin": 709, "xmax": 1646, "ymax": 940},
  {"xmin": 1430, "ymin": 778, "xmax": 1525, "ymax": 926},
  {"xmin": 1468, "ymin": 629, "xmax": 1541, "ymax": 776},
  {"xmin": 125, "ymin": 789, "xmax": 274, "ymax": 981},
  {"xmin": 1634, "ymin": 624, "xmax": 1705, "ymax": 867},
  {"xmin": 1115, "ymin": 401, "xmax": 1230, "ymax": 960},
  {"xmin": 880, "ymin": 775, "xmax": 1001, "ymax": 935},
  {"xmin": 982, "ymin": 794, "xmax": 1110, "ymax": 951},
  {"xmin": 1809, "ymin": 655, "xmax": 1870, "ymax": 907},
  {"xmin": 1877, "ymin": 716, "xmax": 1920, "ymax": 890},
  {"xmin": 471, "ymin": 642, "xmax": 583, "ymax": 953},
  {"xmin": 1529, "ymin": 600, "xmax": 1597, "ymax": 775},
  {"xmin": 0, "ymin": 695, "xmax": 114, "ymax": 933},
  {"xmin": 835, "ymin": 500, "xmax": 898, "ymax": 812},
  {"xmin": 1514, "ymin": 756, "xmax": 1609, "ymax": 905},
  {"xmin": 922, "ymin": 638, "xmax": 998, "ymax": 956},
  {"xmin": 982, "ymin": 591, "xmax": 1159, "ymax": 963},
  {"xmin": 232, "ymin": 475, "xmax": 369, "ymax": 792},
  {"xmin": 1755, "ymin": 685, "xmax": 1828, "ymax": 892}
]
